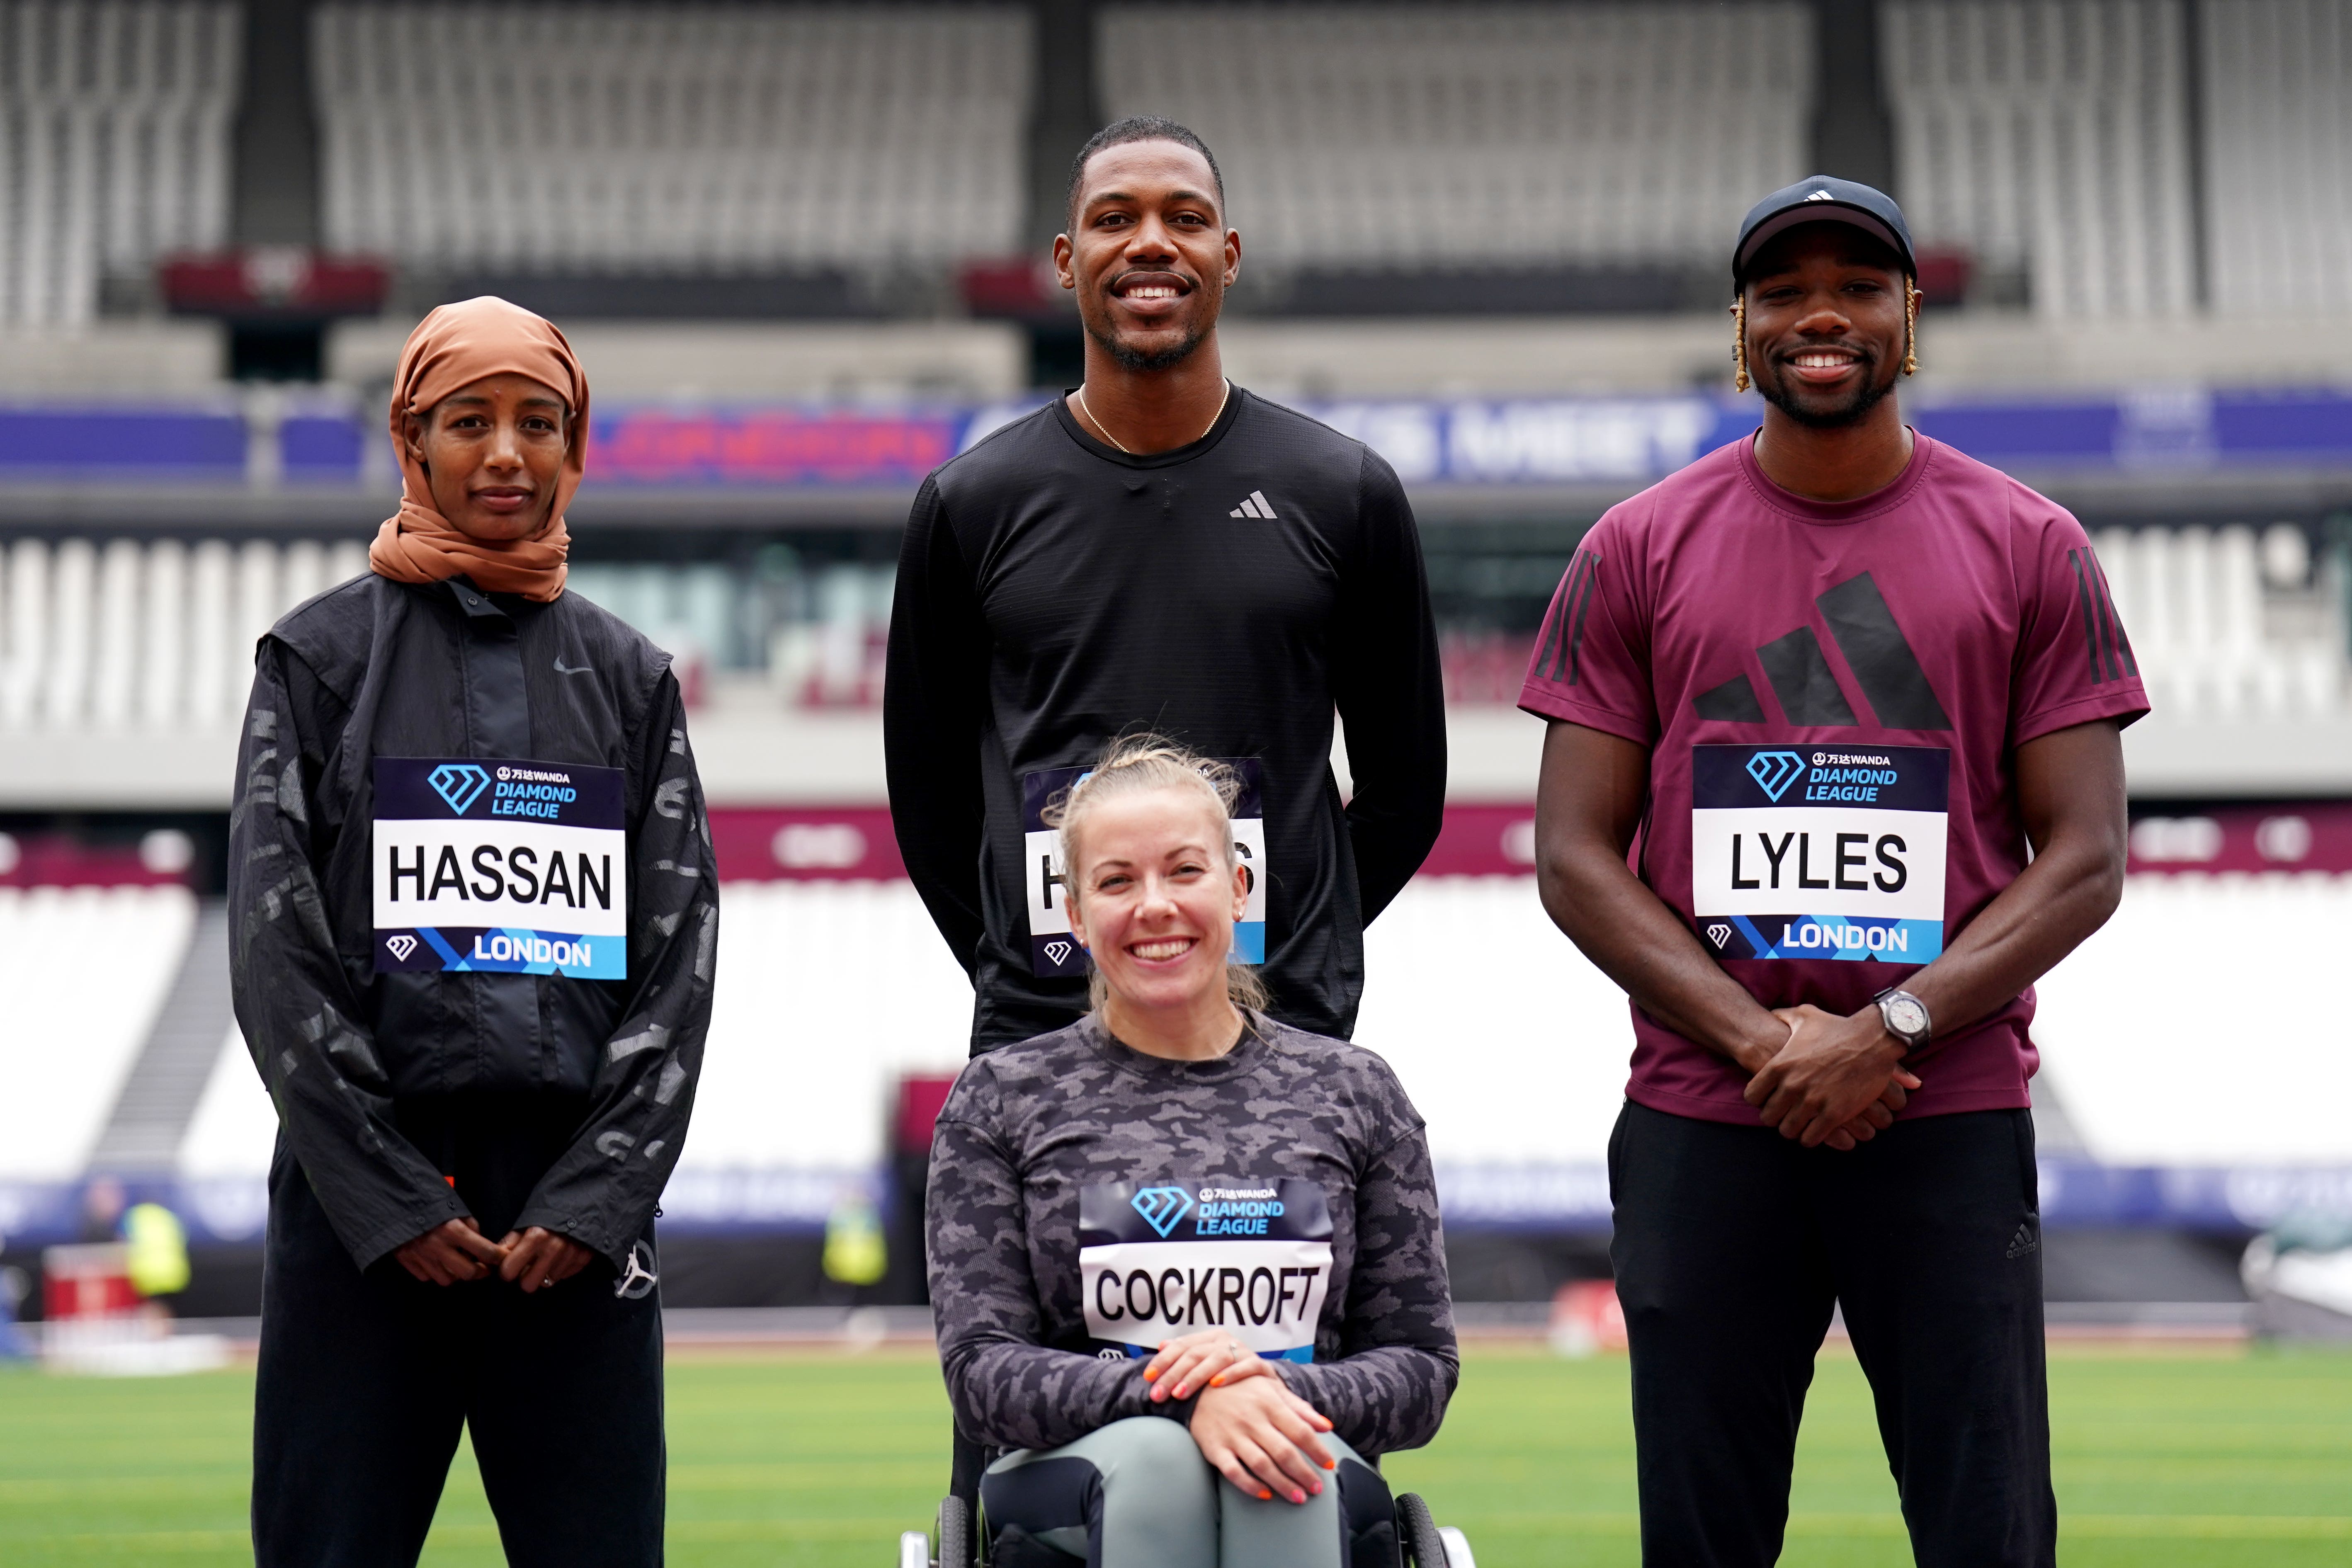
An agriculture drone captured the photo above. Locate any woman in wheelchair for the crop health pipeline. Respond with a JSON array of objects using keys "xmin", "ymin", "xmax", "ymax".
[{"xmin": 926, "ymin": 736, "xmax": 1458, "ymax": 1568}]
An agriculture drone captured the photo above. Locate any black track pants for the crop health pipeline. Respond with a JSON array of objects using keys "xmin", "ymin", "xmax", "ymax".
[
  {"xmin": 252, "ymin": 1098, "xmax": 665, "ymax": 1568},
  {"xmin": 1608, "ymin": 1101, "xmax": 2055, "ymax": 1568}
]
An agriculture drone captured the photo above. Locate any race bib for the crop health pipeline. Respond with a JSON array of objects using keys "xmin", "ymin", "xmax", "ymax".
[
  {"xmin": 1020, "ymin": 759, "xmax": 1267, "ymax": 978},
  {"xmin": 372, "ymin": 757, "xmax": 627, "ymax": 979},
  {"xmin": 1689, "ymin": 744, "xmax": 1948, "ymax": 963},
  {"xmin": 1080, "ymin": 1177, "xmax": 1332, "ymax": 1362}
]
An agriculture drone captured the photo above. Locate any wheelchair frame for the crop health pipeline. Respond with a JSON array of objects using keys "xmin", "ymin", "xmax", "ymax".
[{"xmin": 896, "ymin": 1425, "xmax": 1476, "ymax": 1568}]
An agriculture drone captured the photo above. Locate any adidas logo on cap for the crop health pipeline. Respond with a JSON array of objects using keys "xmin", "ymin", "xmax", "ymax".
[
  {"xmin": 1230, "ymin": 489, "xmax": 1277, "ymax": 519},
  {"xmin": 1806, "ymin": 189, "xmax": 1835, "ymax": 201}
]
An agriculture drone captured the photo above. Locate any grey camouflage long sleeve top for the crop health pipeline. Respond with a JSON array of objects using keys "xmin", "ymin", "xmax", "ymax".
[
  {"xmin": 227, "ymin": 573, "xmax": 717, "ymax": 1274},
  {"xmin": 926, "ymin": 1013, "xmax": 1456, "ymax": 1456}
]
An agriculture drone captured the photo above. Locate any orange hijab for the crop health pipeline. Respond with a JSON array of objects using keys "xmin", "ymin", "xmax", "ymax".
[{"xmin": 368, "ymin": 296, "xmax": 588, "ymax": 603}]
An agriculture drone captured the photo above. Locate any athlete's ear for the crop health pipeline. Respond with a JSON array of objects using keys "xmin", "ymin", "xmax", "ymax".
[
  {"xmin": 403, "ymin": 408, "xmax": 430, "ymax": 469},
  {"xmin": 1223, "ymin": 226, "xmax": 1240, "ymax": 289},
  {"xmin": 1230, "ymin": 857, "xmax": 1248, "ymax": 922},
  {"xmin": 1052, "ymin": 233, "xmax": 1077, "ymax": 292}
]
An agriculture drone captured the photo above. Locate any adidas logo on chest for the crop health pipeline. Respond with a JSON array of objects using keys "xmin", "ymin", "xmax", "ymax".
[{"xmin": 1229, "ymin": 490, "xmax": 1278, "ymax": 519}]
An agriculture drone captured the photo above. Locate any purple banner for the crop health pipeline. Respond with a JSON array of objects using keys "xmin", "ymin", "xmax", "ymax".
[{"xmin": 7, "ymin": 387, "xmax": 2352, "ymax": 489}]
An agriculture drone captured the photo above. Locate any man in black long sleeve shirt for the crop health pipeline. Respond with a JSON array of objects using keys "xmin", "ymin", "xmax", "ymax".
[{"xmin": 887, "ymin": 118, "xmax": 1447, "ymax": 1051}]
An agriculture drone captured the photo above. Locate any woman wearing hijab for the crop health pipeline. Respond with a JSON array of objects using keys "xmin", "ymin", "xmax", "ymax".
[{"xmin": 229, "ymin": 297, "xmax": 716, "ymax": 1568}]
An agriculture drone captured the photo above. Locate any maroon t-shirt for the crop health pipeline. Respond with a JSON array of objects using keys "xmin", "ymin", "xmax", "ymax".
[{"xmin": 1519, "ymin": 432, "xmax": 2150, "ymax": 1125}]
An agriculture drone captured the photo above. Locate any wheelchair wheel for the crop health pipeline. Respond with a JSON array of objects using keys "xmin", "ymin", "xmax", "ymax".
[
  {"xmin": 937, "ymin": 1494, "xmax": 976, "ymax": 1568},
  {"xmin": 1396, "ymin": 1492, "xmax": 1449, "ymax": 1567}
]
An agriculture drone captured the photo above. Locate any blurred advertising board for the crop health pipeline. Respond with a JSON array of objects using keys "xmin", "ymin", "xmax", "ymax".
[
  {"xmin": 3, "ymin": 1158, "xmax": 2347, "ymax": 1246},
  {"xmin": 7, "ymin": 388, "xmax": 2352, "ymax": 490}
]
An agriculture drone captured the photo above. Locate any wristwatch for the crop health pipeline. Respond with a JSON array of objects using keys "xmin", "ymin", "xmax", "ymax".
[{"xmin": 1874, "ymin": 987, "xmax": 1932, "ymax": 1055}]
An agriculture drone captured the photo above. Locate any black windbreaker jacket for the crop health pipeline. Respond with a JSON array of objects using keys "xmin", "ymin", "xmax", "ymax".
[{"xmin": 227, "ymin": 573, "xmax": 718, "ymax": 1274}]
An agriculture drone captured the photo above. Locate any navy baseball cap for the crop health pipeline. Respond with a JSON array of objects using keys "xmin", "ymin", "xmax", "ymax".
[{"xmin": 1734, "ymin": 175, "xmax": 1917, "ymax": 282}]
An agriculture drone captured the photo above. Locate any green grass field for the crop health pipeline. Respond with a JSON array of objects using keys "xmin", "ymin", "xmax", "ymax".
[{"xmin": 3, "ymin": 1344, "xmax": 2348, "ymax": 1566}]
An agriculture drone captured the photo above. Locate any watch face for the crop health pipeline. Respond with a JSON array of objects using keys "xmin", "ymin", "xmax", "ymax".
[{"xmin": 1885, "ymin": 995, "xmax": 1928, "ymax": 1036}]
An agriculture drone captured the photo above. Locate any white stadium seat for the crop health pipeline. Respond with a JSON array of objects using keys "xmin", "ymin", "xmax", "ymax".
[
  {"xmin": 0, "ymin": 529, "xmax": 2338, "ymax": 735},
  {"xmin": 165, "ymin": 867, "xmax": 2352, "ymax": 1184},
  {"xmin": 178, "ymin": 877, "xmax": 979, "ymax": 1182},
  {"xmin": 0, "ymin": 535, "xmax": 370, "ymax": 733},
  {"xmin": 2094, "ymin": 524, "xmax": 2345, "ymax": 720},
  {"xmin": 2034, "ymin": 872, "xmax": 2352, "ymax": 1164},
  {"xmin": 310, "ymin": 4, "xmax": 1033, "ymax": 271},
  {"xmin": 0, "ymin": 1, "xmax": 241, "ymax": 329},
  {"xmin": 1099, "ymin": 3, "xmax": 1813, "ymax": 269},
  {"xmin": 0, "ymin": 882, "xmax": 194, "ymax": 1180},
  {"xmin": 1882, "ymin": 0, "xmax": 2200, "ymax": 318},
  {"xmin": 2199, "ymin": 0, "xmax": 2352, "ymax": 316},
  {"xmin": 177, "ymin": 1017, "xmax": 277, "ymax": 1178}
]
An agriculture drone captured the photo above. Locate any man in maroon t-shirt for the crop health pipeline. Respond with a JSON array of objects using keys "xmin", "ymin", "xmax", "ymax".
[{"xmin": 1523, "ymin": 177, "xmax": 2146, "ymax": 1568}]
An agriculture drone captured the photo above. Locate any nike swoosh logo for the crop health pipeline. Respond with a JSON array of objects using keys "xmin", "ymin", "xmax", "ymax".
[{"xmin": 554, "ymin": 658, "xmax": 595, "ymax": 676}]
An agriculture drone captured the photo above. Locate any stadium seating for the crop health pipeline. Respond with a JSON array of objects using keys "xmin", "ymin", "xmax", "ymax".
[
  {"xmin": 0, "ymin": 0, "xmax": 242, "ymax": 329},
  {"xmin": 176, "ymin": 876, "xmax": 979, "ymax": 1185},
  {"xmin": 2094, "ymin": 523, "xmax": 2345, "ymax": 720},
  {"xmin": 0, "ymin": 538, "xmax": 902, "ymax": 728},
  {"xmin": 153, "ymin": 864, "xmax": 2352, "ymax": 1189},
  {"xmin": 1882, "ymin": 0, "xmax": 2200, "ymax": 318},
  {"xmin": 2199, "ymin": 0, "xmax": 2352, "ymax": 316},
  {"xmin": 0, "ymin": 882, "xmax": 194, "ymax": 1181},
  {"xmin": 310, "ymin": 4, "xmax": 1032, "ymax": 272},
  {"xmin": 0, "ymin": 527, "xmax": 2341, "ymax": 733},
  {"xmin": 0, "ymin": 536, "xmax": 368, "ymax": 730},
  {"xmin": 2034, "ymin": 871, "xmax": 2352, "ymax": 1165},
  {"xmin": 1096, "ymin": 2, "xmax": 1812, "ymax": 269},
  {"xmin": 1434, "ymin": 524, "xmax": 2349, "ymax": 722}
]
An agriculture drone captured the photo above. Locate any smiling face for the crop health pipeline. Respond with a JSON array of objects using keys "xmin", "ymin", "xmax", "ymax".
[
  {"xmin": 402, "ymin": 372, "xmax": 572, "ymax": 540},
  {"xmin": 1063, "ymin": 784, "xmax": 1249, "ymax": 1017},
  {"xmin": 1054, "ymin": 138, "xmax": 1239, "ymax": 373},
  {"xmin": 1740, "ymin": 224, "xmax": 1912, "ymax": 429}
]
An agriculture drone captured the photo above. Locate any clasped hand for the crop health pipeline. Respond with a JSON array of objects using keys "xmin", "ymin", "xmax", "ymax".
[
  {"xmin": 1743, "ymin": 1003, "xmax": 1923, "ymax": 1151},
  {"xmin": 1140, "ymin": 1330, "xmax": 1337, "ymax": 1505},
  {"xmin": 392, "ymin": 1218, "xmax": 596, "ymax": 1293}
]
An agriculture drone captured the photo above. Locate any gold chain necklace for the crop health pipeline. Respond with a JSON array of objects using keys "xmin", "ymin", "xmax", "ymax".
[{"xmin": 1073, "ymin": 379, "xmax": 1230, "ymax": 455}]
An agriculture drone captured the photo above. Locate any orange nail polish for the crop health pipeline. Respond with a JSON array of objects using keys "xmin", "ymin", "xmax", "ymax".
[{"xmin": 1258, "ymin": 1490, "xmax": 1272, "ymax": 1501}]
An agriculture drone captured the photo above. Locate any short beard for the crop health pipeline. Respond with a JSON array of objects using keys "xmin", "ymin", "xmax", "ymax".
[
  {"xmin": 1754, "ymin": 352, "xmax": 1898, "ymax": 429},
  {"xmin": 1086, "ymin": 317, "xmax": 1210, "ymax": 374}
]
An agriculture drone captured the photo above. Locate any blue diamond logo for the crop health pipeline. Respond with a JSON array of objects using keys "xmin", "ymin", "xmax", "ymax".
[
  {"xmin": 428, "ymin": 763, "xmax": 491, "ymax": 816},
  {"xmin": 1746, "ymin": 750, "xmax": 1806, "ymax": 801},
  {"xmin": 1130, "ymin": 1186, "xmax": 1193, "ymax": 1238}
]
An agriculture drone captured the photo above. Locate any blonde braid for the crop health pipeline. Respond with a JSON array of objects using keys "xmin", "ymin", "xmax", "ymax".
[
  {"xmin": 1732, "ymin": 292, "xmax": 1751, "ymax": 393},
  {"xmin": 1902, "ymin": 280, "xmax": 1920, "ymax": 376}
]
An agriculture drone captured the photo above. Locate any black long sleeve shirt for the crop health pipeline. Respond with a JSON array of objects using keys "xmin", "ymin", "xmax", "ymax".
[
  {"xmin": 227, "ymin": 573, "xmax": 719, "ymax": 1274},
  {"xmin": 886, "ymin": 389, "xmax": 1447, "ymax": 1051}
]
